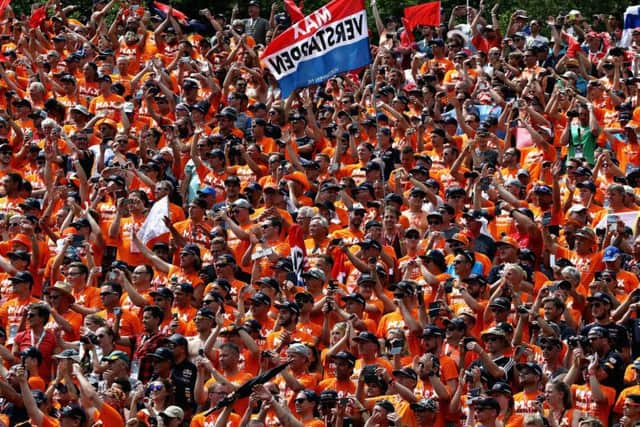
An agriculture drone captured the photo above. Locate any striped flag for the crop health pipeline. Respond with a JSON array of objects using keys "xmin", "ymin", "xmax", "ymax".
[
  {"xmin": 261, "ymin": 0, "xmax": 371, "ymax": 98},
  {"xmin": 622, "ymin": 5, "xmax": 640, "ymax": 47}
]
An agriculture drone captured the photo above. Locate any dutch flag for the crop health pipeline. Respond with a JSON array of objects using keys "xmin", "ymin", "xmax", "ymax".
[{"xmin": 622, "ymin": 5, "xmax": 640, "ymax": 47}]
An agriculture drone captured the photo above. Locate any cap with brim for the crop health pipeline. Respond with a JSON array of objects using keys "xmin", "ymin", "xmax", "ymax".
[
  {"xmin": 160, "ymin": 406, "xmax": 184, "ymax": 420},
  {"xmin": 342, "ymin": 293, "xmax": 366, "ymax": 306},
  {"xmin": 286, "ymin": 343, "xmax": 312, "ymax": 358},
  {"xmin": 301, "ymin": 268, "xmax": 326, "ymax": 282},
  {"xmin": 197, "ymin": 308, "xmax": 216, "ymax": 320},
  {"xmin": 487, "ymin": 381, "xmax": 512, "ymax": 395},
  {"xmin": 353, "ymin": 331, "xmax": 379, "ymax": 343},
  {"xmin": 250, "ymin": 292, "xmax": 272, "ymax": 305},
  {"xmin": 330, "ymin": 351, "xmax": 356, "ymax": 366},
  {"xmin": 149, "ymin": 287, "xmax": 174, "ymax": 299},
  {"xmin": 101, "ymin": 350, "xmax": 130, "ymax": 365},
  {"xmin": 602, "ymin": 246, "xmax": 622, "ymax": 262},
  {"xmin": 50, "ymin": 281, "xmax": 74, "ymax": 301},
  {"xmin": 442, "ymin": 317, "xmax": 468, "ymax": 330},
  {"xmin": 375, "ymin": 399, "xmax": 395, "ymax": 413},
  {"xmin": 149, "ymin": 347, "xmax": 174, "ymax": 361},
  {"xmin": 393, "ymin": 367, "xmax": 418, "ymax": 381},
  {"xmin": 575, "ymin": 227, "xmax": 596, "ymax": 241},
  {"xmin": 422, "ymin": 325, "xmax": 444, "ymax": 337},
  {"xmin": 446, "ymin": 233, "xmax": 470, "ymax": 246},
  {"xmin": 516, "ymin": 362, "xmax": 543, "ymax": 376},
  {"xmin": 7, "ymin": 250, "xmax": 30, "ymax": 261},
  {"xmin": 481, "ymin": 327, "xmax": 507, "ymax": 338},
  {"xmin": 274, "ymin": 300, "xmax": 300, "ymax": 315},
  {"xmin": 167, "ymin": 333, "xmax": 188, "ymax": 348},
  {"xmin": 53, "ymin": 349, "xmax": 81, "ymax": 362},
  {"xmin": 587, "ymin": 292, "xmax": 613, "ymax": 305},
  {"xmin": 357, "ymin": 274, "xmax": 375, "ymax": 285},
  {"xmin": 9, "ymin": 271, "xmax": 33, "ymax": 284},
  {"xmin": 473, "ymin": 397, "xmax": 500, "ymax": 412},
  {"xmin": 458, "ymin": 307, "xmax": 477, "ymax": 320},
  {"xmin": 495, "ymin": 236, "xmax": 518, "ymax": 248},
  {"xmin": 489, "ymin": 297, "xmax": 511, "ymax": 311},
  {"xmin": 255, "ymin": 277, "xmax": 281, "ymax": 292}
]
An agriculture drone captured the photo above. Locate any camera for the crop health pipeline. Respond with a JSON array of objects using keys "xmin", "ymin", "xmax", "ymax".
[
  {"xmin": 80, "ymin": 333, "xmax": 99, "ymax": 345},
  {"xmin": 516, "ymin": 305, "xmax": 529, "ymax": 315},
  {"xmin": 567, "ymin": 335, "xmax": 589, "ymax": 348},
  {"xmin": 567, "ymin": 110, "xmax": 579, "ymax": 118}
]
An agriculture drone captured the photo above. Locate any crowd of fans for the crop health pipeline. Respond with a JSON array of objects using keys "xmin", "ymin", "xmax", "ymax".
[{"xmin": 0, "ymin": 0, "xmax": 638, "ymax": 426}]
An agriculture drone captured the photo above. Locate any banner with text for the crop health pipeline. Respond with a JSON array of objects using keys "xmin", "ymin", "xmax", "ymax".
[{"xmin": 260, "ymin": 0, "xmax": 371, "ymax": 98}]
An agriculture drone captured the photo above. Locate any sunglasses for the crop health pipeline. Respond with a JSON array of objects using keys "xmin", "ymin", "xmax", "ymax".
[
  {"xmin": 100, "ymin": 292, "xmax": 116, "ymax": 297},
  {"xmin": 484, "ymin": 336, "xmax": 500, "ymax": 342},
  {"xmin": 148, "ymin": 384, "xmax": 164, "ymax": 392},
  {"xmin": 294, "ymin": 398, "xmax": 308, "ymax": 404}
]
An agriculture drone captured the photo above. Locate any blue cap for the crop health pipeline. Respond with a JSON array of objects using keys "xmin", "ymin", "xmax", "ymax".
[
  {"xmin": 197, "ymin": 186, "xmax": 216, "ymax": 197},
  {"xmin": 602, "ymin": 246, "xmax": 622, "ymax": 262}
]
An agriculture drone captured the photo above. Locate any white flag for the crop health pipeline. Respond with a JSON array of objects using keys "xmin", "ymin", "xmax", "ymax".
[
  {"xmin": 134, "ymin": 196, "xmax": 170, "ymax": 252},
  {"xmin": 595, "ymin": 211, "xmax": 640, "ymax": 231}
]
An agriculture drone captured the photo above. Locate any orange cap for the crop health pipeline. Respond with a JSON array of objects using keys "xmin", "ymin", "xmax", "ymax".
[
  {"xmin": 10, "ymin": 233, "xmax": 31, "ymax": 250},
  {"xmin": 284, "ymin": 171, "xmax": 310, "ymax": 191}
]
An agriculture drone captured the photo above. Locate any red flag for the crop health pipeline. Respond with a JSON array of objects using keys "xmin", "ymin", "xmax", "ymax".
[
  {"xmin": 401, "ymin": 17, "xmax": 415, "ymax": 44},
  {"xmin": 153, "ymin": 1, "xmax": 187, "ymax": 24},
  {"xmin": 284, "ymin": 0, "xmax": 304, "ymax": 23},
  {"xmin": 287, "ymin": 223, "xmax": 307, "ymax": 285},
  {"xmin": 0, "ymin": 0, "xmax": 11, "ymax": 18},
  {"xmin": 28, "ymin": 6, "xmax": 46, "ymax": 29},
  {"xmin": 403, "ymin": 1, "xmax": 440, "ymax": 32},
  {"xmin": 330, "ymin": 250, "xmax": 349, "ymax": 284}
]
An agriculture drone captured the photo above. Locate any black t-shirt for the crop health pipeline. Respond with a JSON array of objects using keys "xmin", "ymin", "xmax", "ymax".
[{"xmin": 171, "ymin": 360, "xmax": 198, "ymax": 410}]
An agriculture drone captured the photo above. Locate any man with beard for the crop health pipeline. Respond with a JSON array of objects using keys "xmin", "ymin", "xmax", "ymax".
[
  {"xmin": 330, "ymin": 203, "xmax": 366, "ymax": 244},
  {"xmin": 513, "ymin": 362, "xmax": 544, "ymax": 414},
  {"xmin": 467, "ymin": 326, "xmax": 515, "ymax": 386},
  {"xmin": 581, "ymin": 292, "xmax": 631, "ymax": 361},
  {"xmin": 266, "ymin": 301, "xmax": 315, "ymax": 349},
  {"xmin": 116, "ymin": 305, "xmax": 166, "ymax": 383},
  {"xmin": 416, "ymin": 326, "xmax": 459, "ymax": 403}
]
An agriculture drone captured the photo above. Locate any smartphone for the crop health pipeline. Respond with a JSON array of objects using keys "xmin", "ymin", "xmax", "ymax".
[
  {"xmin": 70, "ymin": 234, "xmax": 85, "ymax": 248},
  {"xmin": 389, "ymin": 339, "xmax": 404, "ymax": 355},
  {"xmin": 541, "ymin": 212, "xmax": 552, "ymax": 227},
  {"xmin": 330, "ymin": 238, "xmax": 343, "ymax": 246},
  {"xmin": 198, "ymin": 349, "xmax": 205, "ymax": 357},
  {"xmin": 443, "ymin": 278, "xmax": 454, "ymax": 294},
  {"xmin": 469, "ymin": 387, "xmax": 481, "ymax": 398}
]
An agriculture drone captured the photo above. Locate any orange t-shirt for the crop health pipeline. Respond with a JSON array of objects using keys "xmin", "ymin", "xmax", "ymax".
[{"xmin": 571, "ymin": 383, "xmax": 616, "ymax": 426}]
